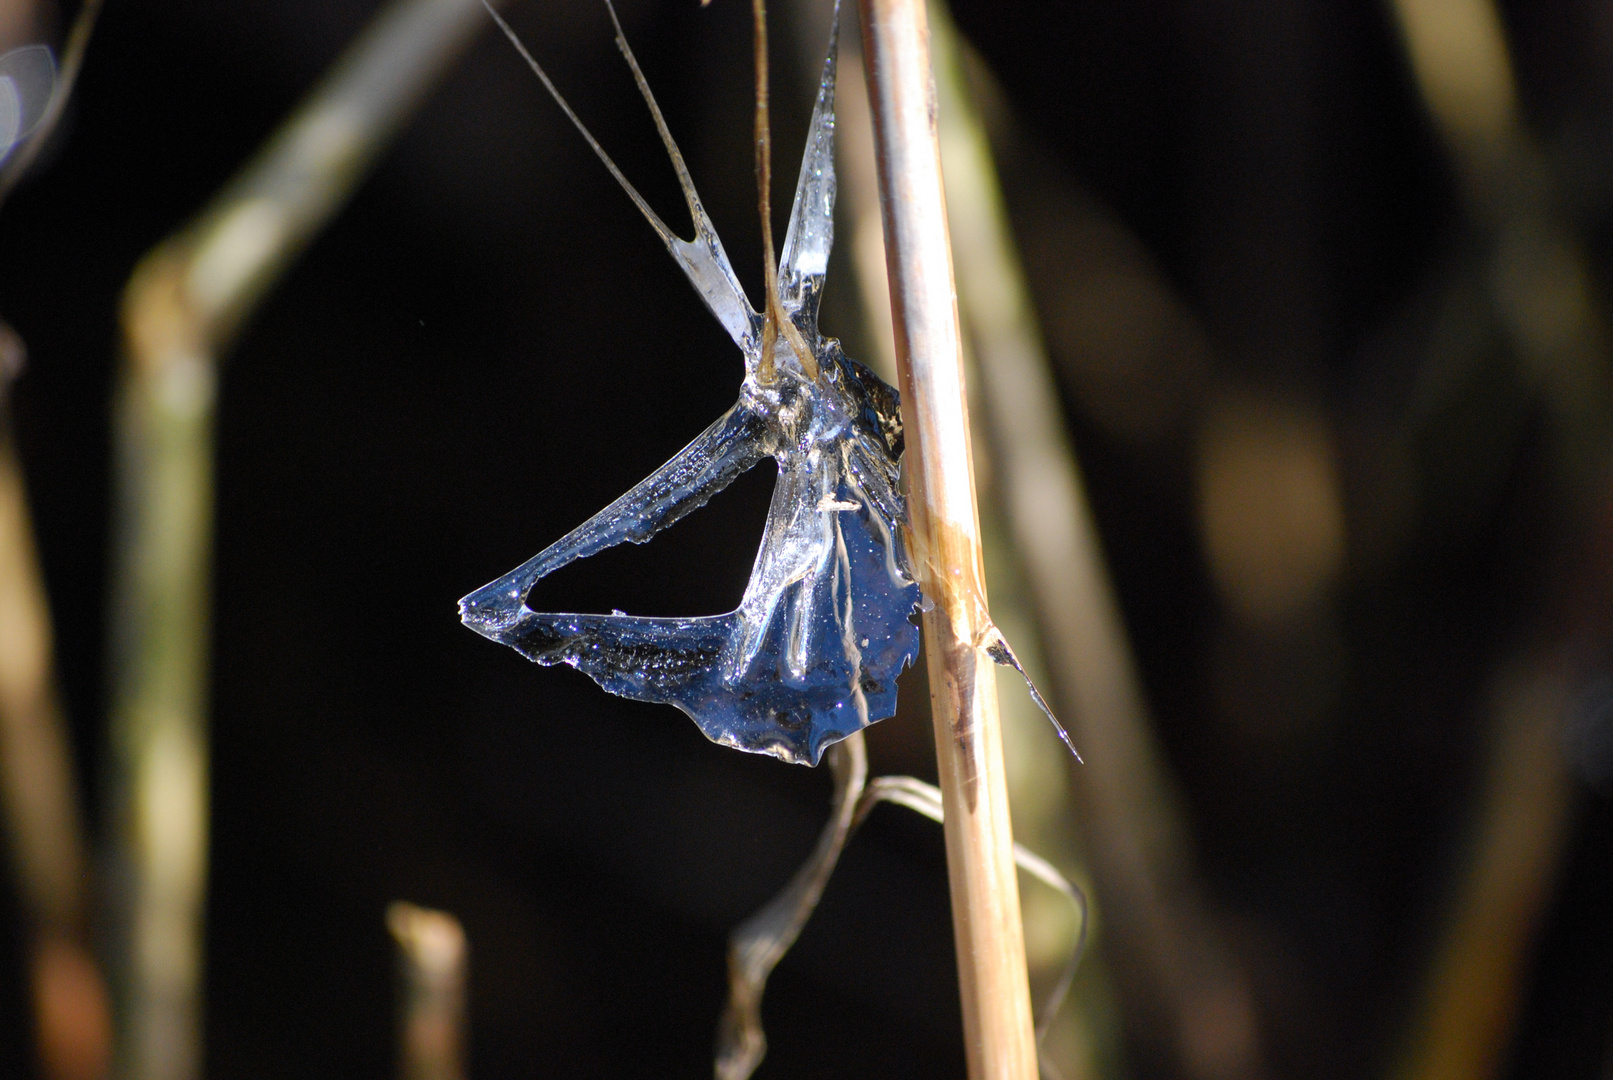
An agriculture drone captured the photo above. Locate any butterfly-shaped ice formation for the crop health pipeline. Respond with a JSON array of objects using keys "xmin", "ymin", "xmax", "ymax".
[{"xmin": 460, "ymin": 2, "xmax": 920, "ymax": 767}]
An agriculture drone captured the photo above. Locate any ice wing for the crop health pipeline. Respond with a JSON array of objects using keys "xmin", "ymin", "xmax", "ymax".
[
  {"xmin": 776, "ymin": 1, "xmax": 839, "ymax": 332},
  {"xmin": 459, "ymin": 404, "xmax": 769, "ymax": 635},
  {"xmin": 475, "ymin": 455, "xmax": 918, "ymax": 767}
]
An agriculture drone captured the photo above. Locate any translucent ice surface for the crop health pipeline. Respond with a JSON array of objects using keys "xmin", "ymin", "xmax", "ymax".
[{"xmin": 463, "ymin": 3, "xmax": 920, "ymax": 766}]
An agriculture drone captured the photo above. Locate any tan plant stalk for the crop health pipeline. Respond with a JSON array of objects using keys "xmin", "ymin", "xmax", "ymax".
[
  {"xmin": 923, "ymin": 10, "xmax": 1268, "ymax": 1080},
  {"xmin": 856, "ymin": 1, "xmax": 1038, "ymax": 1075}
]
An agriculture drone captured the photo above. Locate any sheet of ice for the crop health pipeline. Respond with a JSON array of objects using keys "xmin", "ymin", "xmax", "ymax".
[{"xmin": 463, "ymin": 2, "xmax": 920, "ymax": 765}]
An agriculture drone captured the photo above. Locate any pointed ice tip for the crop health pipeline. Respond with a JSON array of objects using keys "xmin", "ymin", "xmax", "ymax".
[{"xmin": 458, "ymin": 583, "xmax": 522, "ymax": 636}]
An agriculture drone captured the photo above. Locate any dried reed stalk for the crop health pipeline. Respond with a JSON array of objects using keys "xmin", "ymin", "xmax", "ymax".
[
  {"xmin": 923, "ymin": 11, "xmax": 1266, "ymax": 1080},
  {"xmin": 856, "ymin": 1, "xmax": 1038, "ymax": 1075}
]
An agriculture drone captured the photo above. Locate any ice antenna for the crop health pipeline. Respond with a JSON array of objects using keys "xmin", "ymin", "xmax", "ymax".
[{"xmin": 479, "ymin": 0, "xmax": 761, "ymax": 354}]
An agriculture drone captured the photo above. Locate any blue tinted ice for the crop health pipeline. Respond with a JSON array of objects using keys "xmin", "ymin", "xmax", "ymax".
[
  {"xmin": 463, "ymin": 2, "xmax": 920, "ymax": 766},
  {"xmin": 0, "ymin": 45, "xmax": 55, "ymax": 166}
]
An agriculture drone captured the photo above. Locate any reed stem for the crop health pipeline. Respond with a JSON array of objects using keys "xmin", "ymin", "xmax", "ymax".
[{"xmin": 856, "ymin": 2, "xmax": 1037, "ymax": 1076}]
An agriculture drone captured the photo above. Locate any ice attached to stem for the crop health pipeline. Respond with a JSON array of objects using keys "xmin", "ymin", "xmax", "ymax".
[{"xmin": 462, "ymin": 2, "xmax": 920, "ymax": 765}]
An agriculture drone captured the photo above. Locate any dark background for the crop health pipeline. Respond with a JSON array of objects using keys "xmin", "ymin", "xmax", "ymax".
[{"xmin": 0, "ymin": 0, "xmax": 1610, "ymax": 1077}]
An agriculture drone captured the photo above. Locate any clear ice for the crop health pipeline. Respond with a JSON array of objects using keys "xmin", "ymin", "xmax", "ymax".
[{"xmin": 461, "ymin": 3, "xmax": 921, "ymax": 766}]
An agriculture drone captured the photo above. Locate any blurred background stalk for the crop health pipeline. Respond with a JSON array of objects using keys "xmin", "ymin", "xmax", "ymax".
[
  {"xmin": 107, "ymin": 1, "xmax": 502, "ymax": 1075},
  {"xmin": 387, "ymin": 902, "xmax": 468, "ymax": 1080},
  {"xmin": 0, "ymin": 3, "xmax": 114, "ymax": 1078},
  {"xmin": 1392, "ymin": 661, "xmax": 1576, "ymax": 1080},
  {"xmin": 0, "ymin": 410, "xmax": 110, "ymax": 1080},
  {"xmin": 1386, "ymin": 0, "xmax": 1610, "ymax": 1078}
]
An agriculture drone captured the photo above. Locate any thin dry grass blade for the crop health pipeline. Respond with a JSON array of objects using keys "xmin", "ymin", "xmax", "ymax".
[
  {"xmin": 717, "ymin": 733, "xmax": 867, "ymax": 1080},
  {"xmin": 854, "ymin": 775, "xmax": 1088, "ymax": 1066},
  {"xmin": 716, "ymin": 732, "xmax": 1088, "ymax": 1080}
]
